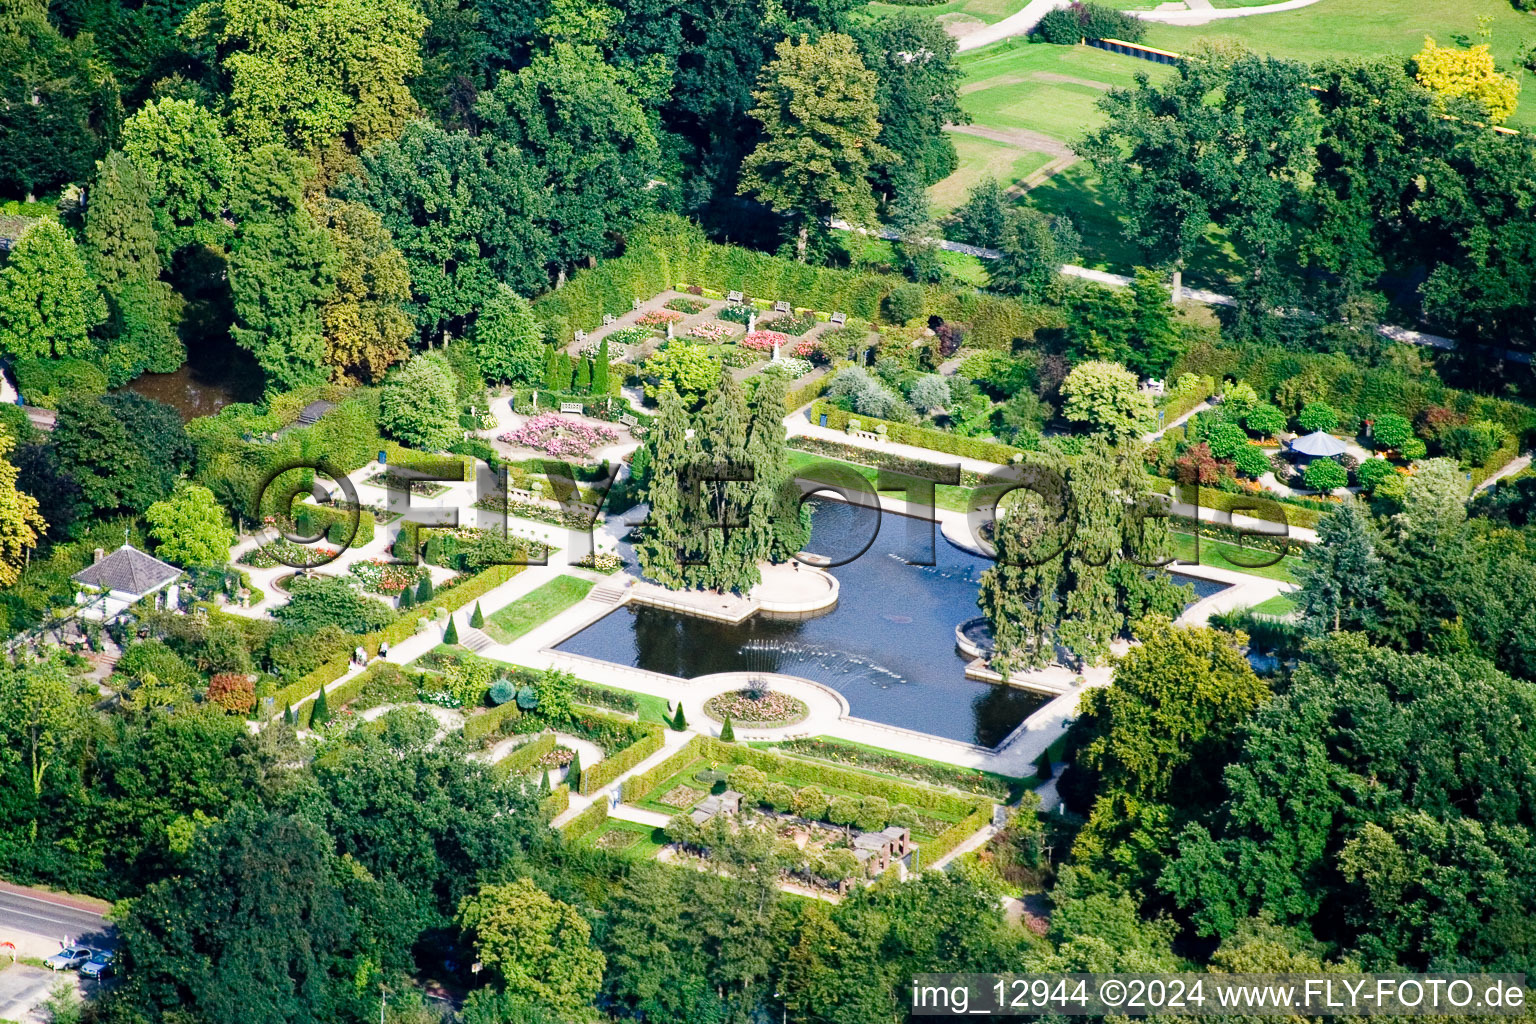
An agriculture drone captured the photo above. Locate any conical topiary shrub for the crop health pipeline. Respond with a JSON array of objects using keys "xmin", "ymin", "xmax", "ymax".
[
  {"xmin": 539, "ymin": 769, "xmax": 551, "ymax": 795},
  {"xmin": 310, "ymin": 687, "xmax": 330, "ymax": 727},
  {"xmin": 470, "ymin": 602, "xmax": 484, "ymax": 628},
  {"xmin": 398, "ymin": 585, "xmax": 415, "ymax": 610},
  {"xmin": 565, "ymin": 751, "xmax": 582, "ymax": 793},
  {"xmin": 1035, "ymin": 750, "xmax": 1053, "ymax": 781},
  {"xmin": 444, "ymin": 615, "xmax": 459, "ymax": 645},
  {"xmin": 283, "ymin": 703, "xmax": 293, "ymax": 725},
  {"xmin": 672, "ymin": 703, "xmax": 687, "ymax": 730},
  {"xmin": 719, "ymin": 716, "xmax": 735, "ymax": 742},
  {"xmin": 417, "ymin": 575, "xmax": 434, "ymax": 603}
]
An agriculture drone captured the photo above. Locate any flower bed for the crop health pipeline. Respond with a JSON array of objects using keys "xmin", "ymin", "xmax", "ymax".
[
  {"xmin": 535, "ymin": 745, "xmax": 576, "ymax": 769},
  {"xmin": 741, "ymin": 330, "xmax": 815, "ymax": 358},
  {"xmin": 703, "ymin": 688, "xmax": 809, "ymax": 726},
  {"xmin": 499, "ymin": 413, "xmax": 618, "ymax": 458},
  {"xmin": 664, "ymin": 297, "xmax": 710, "ymax": 315},
  {"xmin": 768, "ymin": 357, "xmax": 813, "ymax": 379},
  {"xmin": 574, "ymin": 552, "xmax": 623, "ymax": 573},
  {"xmin": 472, "ymin": 493, "xmax": 592, "ymax": 529},
  {"xmin": 688, "ymin": 319, "xmax": 737, "ymax": 343},
  {"xmin": 718, "ymin": 304, "xmax": 754, "ymax": 325},
  {"xmin": 637, "ymin": 309, "xmax": 684, "ymax": 327},
  {"xmin": 768, "ymin": 311, "xmax": 818, "ymax": 336},
  {"xmin": 366, "ymin": 472, "xmax": 451, "ymax": 498},
  {"xmin": 238, "ymin": 540, "xmax": 338, "ymax": 569},
  {"xmin": 348, "ymin": 559, "xmax": 428, "ymax": 595}
]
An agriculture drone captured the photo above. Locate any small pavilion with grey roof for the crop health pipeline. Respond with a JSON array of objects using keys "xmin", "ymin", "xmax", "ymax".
[
  {"xmin": 1286, "ymin": 430, "xmax": 1350, "ymax": 464},
  {"xmin": 72, "ymin": 544, "xmax": 183, "ymax": 621}
]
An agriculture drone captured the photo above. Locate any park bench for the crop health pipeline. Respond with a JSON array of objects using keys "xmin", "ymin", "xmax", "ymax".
[
  {"xmin": 830, "ymin": 312, "xmax": 846, "ymax": 326},
  {"xmin": 560, "ymin": 402, "xmax": 584, "ymax": 415},
  {"xmin": 727, "ymin": 290, "xmax": 743, "ymax": 303},
  {"xmin": 773, "ymin": 300, "xmax": 790, "ymax": 314}
]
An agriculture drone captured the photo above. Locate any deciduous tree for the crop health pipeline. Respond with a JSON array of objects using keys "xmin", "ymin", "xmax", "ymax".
[
  {"xmin": 0, "ymin": 221, "xmax": 106, "ymax": 361},
  {"xmin": 146, "ymin": 482, "xmax": 236, "ymax": 569},
  {"xmin": 457, "ymin": 878, "xmax": 605, "ymax": 1017}
]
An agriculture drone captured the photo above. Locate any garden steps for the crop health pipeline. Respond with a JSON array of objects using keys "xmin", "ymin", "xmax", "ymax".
[
  {"xmin": 587, "ymin": 581, "xmax": 629, "ymax": 607},
  {"xmin": 459, "ymin": 627, "xmax": 497, "ymax": 653}
]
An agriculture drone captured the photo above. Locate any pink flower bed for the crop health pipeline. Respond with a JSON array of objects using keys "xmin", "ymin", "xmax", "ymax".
[
  {"xmin": 637, "ymin": 309, "xmax": 684, "ymax": 327},
  {"xmin": 499, "ymin": 413, "xmax": 618, "ymax": 458},
  {"xmin": 742, "ymin": 330, "xmax": 814, "ymax": 357},
  {"xmin": 688, "ymin": 320, "xmax": 736, "ymax": 343}
]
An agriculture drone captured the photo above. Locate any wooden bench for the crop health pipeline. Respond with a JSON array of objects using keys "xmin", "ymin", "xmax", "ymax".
[
  {"xmin": 574, "ymin": 329, "xmax": 587, "ymax": 342},
  {"xmin": 632, "ymin": 299, "xmax": 643, "ymax": 311},
  {"xmin": 773, "ymin": 300, "xmax": 790, "ymax": 314},
  {"xmin": 559, "ymin": 402, "xmax": 584, "ymax": 415},
  {"xmin": 619, "ymin": 413, "xmax": 638, "ymax": 427},
  {"xmin": 727, "ymin": 290, "xmax": 743, "ymax": 303},
  {"xmin": 603, "ymin": 313, "xmax": 616, "ymax": 326},
  {"xmin": 830, "ymin": 312, "xmax": 846, "ymax": 326}
]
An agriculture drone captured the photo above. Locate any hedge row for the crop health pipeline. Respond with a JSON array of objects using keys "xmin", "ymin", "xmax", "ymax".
[
  {"xmin": 1157, "ymin": 375, "xmax": 1216, "ymax": 423},
  {"xmin": 491, "ymin": 732, "xmax": 558, "ymax": 780},
  {"xmin": 810, "ymin": 401, "xmax": 1026, "ymax": 464},
  {"xmin": 297, "ymin": 504, "xmax": 376, "ymax": 547},
  {"xmin": 291, "ymin": 660, "xmax": 398, "ymax": 729},
  {"xmin": 1468, "ymin": 435, "xmax": 1522, "ymax": 489},
  {"xmin": 270, "ymin": 564, "xmax": 525, "ymax": 715},
  {"xmin": 580, "ymin": 722, "xmax": 665, "ymax": 796},
  {"xmin": 919, "ymin": 799, "xmax": 995, "ymax": 870},
  {"xmin": 539, "ymin": 784, "xmax": 571, "ymax": 821},
  {"xmin": 561, "ymin": 798, "xmax": 609, "ymax": 841},
  {"xmin": 1170, "ymin": 482, "xmax": 1324, "ymax": 530},
  {"xmin": 463, "ymin": 700, "xmax": 524, "ymax": 744},
  {"xmin": 621, "ymin": 735, "xmax": 705, "ymax": 803},
  {"xmin": 534, "ymin": 215, "xmax": 1057, "ymax": 351},
  {"xmin": 785, "ymin": 373, "xmax": 832, "ymax": 413},
  {"xmin": 696, "ymin": 737, "xmax": 975, "ymax": 816}
]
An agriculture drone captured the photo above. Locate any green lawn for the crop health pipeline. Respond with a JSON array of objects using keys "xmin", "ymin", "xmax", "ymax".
[
  {"xmin": 1246, "ymin": 593, "xmax": 1299, "ymax": 616},
  {"xmin": 1026, "ymin": 163, "xmax": 1246, "ymax": 287},
  {"xmin": 956, "ymin": 41, "xmax": 1176, "ymax": 145},
  {"xmin": 929, "ymin": 134, "xmax": 1055, "ymax": 215},
  {"xmin": 853, "ymin": 237, "xmax": 992, "ymax": 286},
  {"xmin": 1140, "ymin": 0, "xmax": 1536, "ymax": 131},
  {"xmin": 579, "ymin": 819, "xmax": 668, "ymax": 860},
  {"xmin": 1169, "ymin": 530, "xmax": 1302, "ymax": 583},
  {"xmin": 764, "ymin": 735, "xmax": 1034, "ymax": 798},
  {"xmin": 480, "ymin": 575, "xmax": 594, "ymax": 644},
  {"xmin": 863, "ymin": 0, "xmax": 1026, "ymax": 26},
  {"xmin": 786, "ymin": 449, "xmax": 978, "ymax": 514}
]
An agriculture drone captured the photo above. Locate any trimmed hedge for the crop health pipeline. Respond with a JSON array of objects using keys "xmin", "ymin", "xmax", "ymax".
[
  {"xmin": 463, "ymin": 700, "xmax": 523, "ymax": 744},
  {"xmin": 785, "ymin": 373, "xmax": 832, "ymax": 413},
  {"xmin": 491, "ymin": 732, "xmax": 558, "ymax": 780},
  {"xmin": 1171, "ymin": 482, "xmax": 1324, "ymax": 531},
  {"xmin": 1468, "ymin": 435, "xmax": 1522, "ymax": 489},
  {"xmin": 539, "ymin": 784, "xmax": 571, "ymax": 821},
  {"xmin": 291, "ymin": 660, "xmax": 396, "ymax": 729},
  {"xmin": 696, "ymin": 737, "xmax": 975, "ymax": 815},
  {"xmin": 298, "ymin": 503, "xmax": 376, "ymax": 547},
  {"xmin": 811, "ymin": 401, "xmax": 1026, "ymax": 464},
  {"xmin": 561, "ymin": 798, "xmax": 609, "ymax": 841},
  {"xmin": 534, "ymin": 215, "xmax": 1058, "ymax": 350},
  {"xmin": 270, "ymin": 564, "xmax": 526, "ymax": 716},
  {"xmin": 621, "ymin": 735, "xmax": 705, "ymax": 803},
  {"xmin": 919, "ymin": 799, "xmax": 995, "ymax": 870},
  {"xmin": 580, "ymin": 721, "xmax": 665, "ymax": 796}
]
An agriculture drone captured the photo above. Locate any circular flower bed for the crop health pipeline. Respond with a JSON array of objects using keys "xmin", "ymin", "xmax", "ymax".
[
  {"xmin": 499, "ymin": 413, "xmax": 618, "ymax": 458},
  {"xmin": 703, "ymin": 688, "xmax": 809, "ymax": 726}
]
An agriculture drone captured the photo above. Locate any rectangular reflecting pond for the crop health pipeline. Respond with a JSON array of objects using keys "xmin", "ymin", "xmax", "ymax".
[{"xmin": 557, "ymin": 501, "xmax": 1227, "ymax": 747}]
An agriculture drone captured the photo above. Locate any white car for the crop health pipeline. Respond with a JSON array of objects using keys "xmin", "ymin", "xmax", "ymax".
[{"xmin": 43, "ymin": 946, "xmax": 92, "ymax": 971}]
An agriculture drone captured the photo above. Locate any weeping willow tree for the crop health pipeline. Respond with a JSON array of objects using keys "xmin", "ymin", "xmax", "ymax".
[{"xmin": 978, "ymin": 440, "xmax": 1190, "ymax": 672}]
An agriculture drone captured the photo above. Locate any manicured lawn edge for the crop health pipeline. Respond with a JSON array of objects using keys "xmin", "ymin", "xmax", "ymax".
[{"xmin": 482, "ymin": 575, "xmax": 594, "ymax": 644}]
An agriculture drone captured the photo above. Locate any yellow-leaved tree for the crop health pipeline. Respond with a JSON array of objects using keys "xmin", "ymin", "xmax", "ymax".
[
  {"xmin": 0, "ymin": 425, "xmax": 44, "ymax": 587},
  {"xmin": 1414, "ymin": 36, "xmax": 1520, "ymax": 124}
]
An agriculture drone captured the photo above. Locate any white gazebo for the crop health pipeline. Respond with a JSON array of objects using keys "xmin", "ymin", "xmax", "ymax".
[
  {"xmin": 1287, "ymin": 430, "xmax": 1349, "ymax": 462},
  {"xmin": 71, "ymin": 545, "xmax": 182, "ymax": 621}
]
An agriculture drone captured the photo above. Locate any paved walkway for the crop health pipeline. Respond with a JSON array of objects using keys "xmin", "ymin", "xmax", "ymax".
[
  {"xmin": 954, "ymin": 0, "xmax": 1065, "ymax": 51},
  {"xmin": 1131, "ymin": 0, "xmax": 1321, "ymax": 25},
  {"xmin": 1475, "ymin": 453, "xmax": 1531, "ymax": 493}
]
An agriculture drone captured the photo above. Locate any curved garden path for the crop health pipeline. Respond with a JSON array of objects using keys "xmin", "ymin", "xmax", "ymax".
[
  {"xmin": 953, "ymin": 0, "xmax": 1322, "ymax": 51},
  {"xmin": 479, "ymin": 732, "xmax": 605, "ymax": 784}
]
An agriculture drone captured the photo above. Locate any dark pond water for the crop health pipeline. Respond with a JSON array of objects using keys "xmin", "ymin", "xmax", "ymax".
[
  {"xmin": 557, "ymin": 501, "xmax": 1229, "ymax": 747},
  {"xmin": 117, "ymin": 342, "xmax": 263, "ymax": 421}
]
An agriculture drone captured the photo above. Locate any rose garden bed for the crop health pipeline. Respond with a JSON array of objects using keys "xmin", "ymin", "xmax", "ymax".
[{"xmin": 702, "ymin": 688, "xmax": 809, "ymax": 726}]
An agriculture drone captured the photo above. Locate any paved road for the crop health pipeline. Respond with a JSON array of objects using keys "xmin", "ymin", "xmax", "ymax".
[{"xmin": 0, "ymin": 889, "xmax": 113, "ymax": 953}]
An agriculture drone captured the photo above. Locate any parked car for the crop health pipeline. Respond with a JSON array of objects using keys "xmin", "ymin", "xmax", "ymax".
[
  {"xmin": 79, "ymin": 950, "xmax": 116, "ymax": 980},
  {"xmin": 43, "ymin": 946, "xmax": 92, "ymax": 971}
]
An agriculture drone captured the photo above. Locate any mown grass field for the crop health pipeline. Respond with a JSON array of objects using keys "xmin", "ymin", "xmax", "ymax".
[
  {"xmin": 1140, "ymin": 0, "xmax": 1536, "ymax": 130},
  {"xmin": 481, "ymin": 574, "xmax": 593, "ymax": 644},
  {"xmin": 864, "ymin": 0, "xmax": 1026, "ymax": 28},
  {"xmin": 929, "ymin": 134, "xmax": 1054, "ymax": 214}
]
